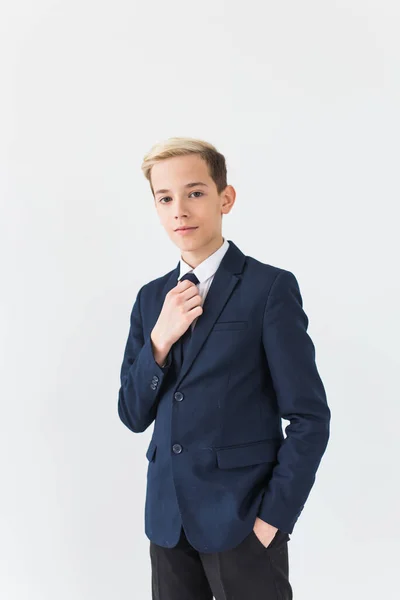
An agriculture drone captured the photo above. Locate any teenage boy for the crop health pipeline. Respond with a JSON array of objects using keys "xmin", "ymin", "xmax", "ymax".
[{"xmin": 118, "ymin": 136, "xmax": 331, "ymax": 600}]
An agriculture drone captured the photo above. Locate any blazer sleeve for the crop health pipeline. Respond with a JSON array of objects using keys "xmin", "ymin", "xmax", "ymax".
[
  {"xmin": 117, "ymin": 285, "xmax": 172, "ymax": 433},
  {"xmin": 257, "ymin": 269, "xmax": 331, "ymax": 534}
]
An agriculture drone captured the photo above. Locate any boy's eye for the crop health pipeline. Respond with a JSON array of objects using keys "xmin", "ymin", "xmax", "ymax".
[{"xmin": 159, "ymin": 191, "xmax": 203, "ymax": 203}]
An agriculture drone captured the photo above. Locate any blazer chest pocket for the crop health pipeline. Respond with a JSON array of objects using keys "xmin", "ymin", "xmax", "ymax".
[
  {"xmin": 215, "ymin": 438, "xmax": 280, "ymax": 469},
  {"xmin": 146, "ymin": 438, "xmax": 157, "ymax": 462},
  {"xmin": 212, "ymin": 320, "xmax": 248, "ymax": 331}
]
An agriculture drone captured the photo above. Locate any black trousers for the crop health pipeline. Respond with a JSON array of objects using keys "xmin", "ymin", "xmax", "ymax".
[{"xmin": 150, "ymin": 526, "xmax": 293, "ymax": 600}]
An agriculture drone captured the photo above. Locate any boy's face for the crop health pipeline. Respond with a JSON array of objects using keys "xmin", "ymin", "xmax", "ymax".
[{"xmin": 150, "ymin": 153, "xmax": 235, "ymax": 254}]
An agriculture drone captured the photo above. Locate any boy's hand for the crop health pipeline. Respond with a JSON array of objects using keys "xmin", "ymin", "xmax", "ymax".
[
  {"xmin": 253, "ymin": 517, "xmax": 279, "ymax": 549},
  {"xmin": 151, "ymin": 279, "xmax": 203, "ymax": 352}
]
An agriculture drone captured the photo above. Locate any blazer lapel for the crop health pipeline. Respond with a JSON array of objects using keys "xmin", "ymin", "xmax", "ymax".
[
  {"xmin": 173, "ymin": 240, "xmax": 246, "ymax": 387},
  {"xmin": 161, "ymin": 261, "xmax": 181, "ymax": 299}
]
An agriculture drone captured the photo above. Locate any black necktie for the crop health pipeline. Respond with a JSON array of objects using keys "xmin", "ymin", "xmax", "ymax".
[{"xmin": 177, "ymin": 272, "xmax": 200, "ymax": 368}]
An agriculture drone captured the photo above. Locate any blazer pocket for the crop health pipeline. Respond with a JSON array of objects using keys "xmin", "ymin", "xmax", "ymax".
[
  {"xmin": 212, "ymin": 320, "xmax": 248, "ymax": 331},
  {"xmin": 146, "ymin": 439, "xmax": 157, "ymax": 462},
  {"xmin": 215, "ymin": 439, "xmax": 280, "ymax": 469}
]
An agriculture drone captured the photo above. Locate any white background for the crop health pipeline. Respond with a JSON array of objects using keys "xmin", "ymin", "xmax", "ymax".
[{"xmin": 1, "ymin": 1, "xmax": 399, "ymax": 598}]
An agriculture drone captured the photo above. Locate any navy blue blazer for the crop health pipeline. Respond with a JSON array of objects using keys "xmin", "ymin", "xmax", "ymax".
[{"xmin": 118, "ymin": 240, "xmax": 330, "ymax": 553}]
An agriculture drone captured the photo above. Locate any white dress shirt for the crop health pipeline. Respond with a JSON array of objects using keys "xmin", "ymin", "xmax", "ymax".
[
  {"xmin": 160, "ymin": 237, "xmax": 230, "ymax": 367},
  {"xmin": 178, "ymin": 237, "xmax": 230, "ymax": 331}
]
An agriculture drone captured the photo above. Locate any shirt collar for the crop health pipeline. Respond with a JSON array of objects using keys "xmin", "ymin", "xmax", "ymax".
[{"xmin": 178, "ymin": 238, "xmax": 230, "ymax": 283}]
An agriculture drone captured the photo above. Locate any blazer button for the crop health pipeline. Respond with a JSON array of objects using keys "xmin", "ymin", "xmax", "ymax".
[
  {"xmin": 150, "ymin": 383, "xmax": 157, "ymax": 390},
  {"xmin": 172, "ymin": 444, "xmax": 183, "ymax": 454},
  {"xmin": 174, "ymin": 391, "xmax": 184, "ymax": 402},
  {"xmin": 152, "ymin": 376, "xmax": 159, "ymax": 383}
]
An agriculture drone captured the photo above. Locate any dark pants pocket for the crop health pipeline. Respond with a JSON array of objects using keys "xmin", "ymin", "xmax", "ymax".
[{"xmin": 251, "ymin": 528, "xmax": 290, "ymax": 551}]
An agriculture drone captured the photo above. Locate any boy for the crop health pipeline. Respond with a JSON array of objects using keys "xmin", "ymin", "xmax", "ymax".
[{"xmin": 118, "ymin": 136, "xmax": 331, "ymax": 599}]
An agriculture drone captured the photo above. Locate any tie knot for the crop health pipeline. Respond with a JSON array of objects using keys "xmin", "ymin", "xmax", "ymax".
[{"xmin": 179, "ymin": 272, "xmax": 199, "ymax": 285}]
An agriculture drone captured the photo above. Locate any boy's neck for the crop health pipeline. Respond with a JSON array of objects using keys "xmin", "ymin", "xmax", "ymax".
[{"xmin": 180, "ymin": 235, "xmax": 224, "ymax": 269}]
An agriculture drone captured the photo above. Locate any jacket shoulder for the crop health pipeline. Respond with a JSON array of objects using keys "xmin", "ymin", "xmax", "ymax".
[
  {"xmin": 244, "ymin": 255, "xmax": 292, "ymax": 280},
  {"xmin": 138, "ymin": 267, "xmax": 177, "ymax": 297}
]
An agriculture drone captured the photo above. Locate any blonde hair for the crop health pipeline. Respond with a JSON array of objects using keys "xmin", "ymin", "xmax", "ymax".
[{"xmin": 141, "ymin": 136, "xmax": 228, "ymax": 196}]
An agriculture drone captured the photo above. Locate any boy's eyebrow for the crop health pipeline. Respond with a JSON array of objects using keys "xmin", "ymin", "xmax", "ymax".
[{"xmin": 155, "ymin": 182, "xmax": 209, "ymax": 195}]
